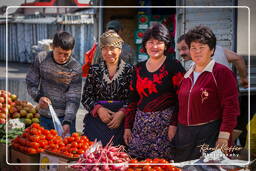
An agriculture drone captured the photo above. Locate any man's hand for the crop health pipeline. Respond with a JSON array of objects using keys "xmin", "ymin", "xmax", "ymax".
[
  {"xmin": 168, "ymin": 125, "xmax": 177, "ymax": 141},
  {"xmin": 107, "ymin": 111, "xmax": 125, "ymax": 129},
  {"xmin": 62, "ymin": 124, "xmax": 70, "ymax": 137},
  {"xmin": 97, "ymin": 107, "xmax": 113, "ymax": 124},
  {"xmin": 216, "ymin": 138, "xmax": 229, "ymax": 154},
  {"xmin": 123, "ymin": 129, "xmax": 132, "ymax": 145},
  {"xmin": 240, "ymin": 77, "xmax": 248, "ymax": 88},
  {"xmin": 39, "ymin": 97, "xmax": 51, "ymax": 109}
]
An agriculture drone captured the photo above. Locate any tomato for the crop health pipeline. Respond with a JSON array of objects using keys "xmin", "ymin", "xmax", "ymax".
[
  {"xmin": 46, "ymin": 134, "xmax": 53, "ymax": 141},
  {"xmin": 70, "ymin": 147, "xmax": 78, "ymax": 154},
  {"xmin": 77, "ymin": 149, "xmax": 85, "ymax": 154},
  {"xmin": 63, "ymin": 138, "xmax": 69, "ymax": 145},
  {"xmin": 50, "ymin": 129, "xmax": 57, "ymax": 136},
  {"xmin": 71, "ymin": 142, "xmax": 78, "ymax": 148},
  {"xmin": 39, "ymin": 140, "xmax": 48, "ymax": 148},
  {"xmin": 129, "ymin": 159, "xmax": 139, "ymax": 168},
  {"xmin": 37, "ymin": 148, "xmax": 44, "ymax": 153},
  {"xmin": 58, "ymin": 142, "xmax": 65, "ymax": 148},
  {"xmin": 127, "ymin": 169, "xmax": 135, "ymax": 171},
  {"xmin": 42, "ymin": 129, "xmax": 50, "ymax": 135},
  {"xmin": 27, "ymin": 148, "xmax": 37, "ymax": 154},
  {"xmin": 22, "ymin": 132, "xmax": 29, "ymax": 138},
  {"xmin": 30, "ymin": 142, "xmax": 40, "ymax": 149},
  {"xmin": 30, "ymin": 128, "xmax": 41, "ymax": 135},
  {"xmin": 73, "ymin": 154, "xmax": 80, "ymax": 158},
  {"xmin": 68, "ymin": 136, "xmax": 75, "ymax": 143},
  {"xmin": 29, "ymin": 135, "xmax": 40, "ymax": 142},
  {"xmin": 72, "ymin": 132, "xmax": 79, "ymax": 137},
  {"xmin": 142, "ymin": 166, "xmax": 152, "ymax": 171},
  {"xmin": 31, "ymin": 123, "xmax": 40, "ymax": 129},
  {"xmin": 39, "ymin": 135, "xmax": 46, "ymax": 140},
  {"xmin": 74, "ymin": 136, "xmax": 81, "ymax": 142},
  {"xmin": 53, "ymin": 138, "xmax": 61, "ymax": 144}
]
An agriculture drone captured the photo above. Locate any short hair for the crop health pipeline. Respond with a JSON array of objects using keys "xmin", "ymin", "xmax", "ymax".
[
  {"xmin": 177, "ymin": 34, "xmax": 186, "ymax": 43},
  {"xmin": 185, "ymin": 25, "xmax": 216, "ymax": 56},
  {"xmin": 142, "ymin": 23, "xmax": 170, "ymax": 56},
  {"xmin": 106, "ymin": 20, "xmax": 123, "ymax": 33},
  {"xmin": 53, "ymin": 31, "xmax": 75, "ymax": 50}
]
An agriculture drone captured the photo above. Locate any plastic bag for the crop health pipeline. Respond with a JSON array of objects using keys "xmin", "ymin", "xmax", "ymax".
[
  {"xmin": 245, "ymin": 113, "xmax": 256, "ymax": 156},
  {"xmin": 48, "ymin": 104, "xmax": 64, "ymax": 136}
]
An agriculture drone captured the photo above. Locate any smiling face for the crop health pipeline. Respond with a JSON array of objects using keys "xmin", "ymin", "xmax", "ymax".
[
  {"xmin": 145, "ymin": 38, "xmax": 165, "ymax": 59},
  {"xmin": 190, "ymin": 42, "xmax": 214, "ymax": 67},
  {"xmin": 101, "ymin": 46, "xmax": 121, "ymax": 64},
  {"xmin": 52, "ymin": 46, "xmax": 72, "ymax": 64}
]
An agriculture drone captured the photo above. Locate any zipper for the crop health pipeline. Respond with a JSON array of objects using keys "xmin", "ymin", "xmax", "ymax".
[
  {"xmin": 186, "ymin": 72, "xmax": 204, "ymax": 126},
  {"xmin": 187, "ymin": 77, "xmax": 193, "ymax": 126}
]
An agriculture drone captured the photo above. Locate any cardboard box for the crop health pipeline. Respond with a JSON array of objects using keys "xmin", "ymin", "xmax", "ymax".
[
  {"xmin": 40, "ymin": 151, "xmax": 77, "ymax": 171},
  {"xmin": 11, "ymin": 148, "xmax": 40, "ymax": 171}
]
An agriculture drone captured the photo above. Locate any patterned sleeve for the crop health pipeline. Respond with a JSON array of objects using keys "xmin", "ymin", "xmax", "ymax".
[
  {"xmin": 124, "ymin": 66, "xmax": 140, "ymax": 129},
  {"xmin": 170, "ymin": 60, "xmax": 186, "ymax": 126},
  {"xmin": 25, "ymin": 52, "xmax": 44, "ymax": 102},
  {"xmin": 81, "ymin": 66, "xmax": 98, "ymax": 113},
  {"xmin": 63, "ymin": 68, "xmax": 82, "ymax": 124}
]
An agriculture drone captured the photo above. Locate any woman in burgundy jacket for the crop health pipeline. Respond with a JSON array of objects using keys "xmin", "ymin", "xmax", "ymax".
[{"xmin": 174, "ymin": 26, "xmax": 240, "ymax": 162}]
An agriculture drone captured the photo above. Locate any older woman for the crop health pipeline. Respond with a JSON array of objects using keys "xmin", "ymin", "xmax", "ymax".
[
  {"xmin": 81, "ymin": 30, "xmax": 133, "ymax": 146},
  {"xmin": 174, "ymin": 26, "xmax": 240, "ymax": 162},
  {"xmin": 123, "ymin": 23, "xmax": 185, "ymax": 160}
]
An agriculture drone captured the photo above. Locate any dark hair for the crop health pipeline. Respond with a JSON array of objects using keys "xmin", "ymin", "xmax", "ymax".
[
  {"xmin": 142, "ymin": 23, "xmax": 170, "ymax": 56},
  {"xmin": 185, "ymin": 26, "xmax": 216, "ymax": 56},
  {"xmin": 177, "ymin": 34, "xmax": 186, "ymax": 43},
  {"xmin": 53, "ymin": 31, "xmax": 75, "ymax": 50}
]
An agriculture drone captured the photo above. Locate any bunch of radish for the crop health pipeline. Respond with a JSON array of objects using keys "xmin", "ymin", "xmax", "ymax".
[{"xmin": 71, "ymin": 139, "xmax": 131, "ymax": 171}]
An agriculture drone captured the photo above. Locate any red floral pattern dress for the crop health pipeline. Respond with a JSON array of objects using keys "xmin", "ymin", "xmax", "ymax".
[{"xmin": 124, "ymin": 57, "xmax": 185, "ymax": 159}]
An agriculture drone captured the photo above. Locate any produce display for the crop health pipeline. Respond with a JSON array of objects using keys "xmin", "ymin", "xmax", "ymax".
[
  {"xmin": 71, "ymin": 140, "xmax": 131, "ymax": 171},
  {"xmin": 0, "ymin": 119, "xmax": 24, "ymax": 144},
  {"xmin": 46, "ymin": 132, "xmax": 93, "ymax": 159},
  {"xmin": 9, "ymin": 100, "xmax": 40, "ymax": 126},
  {"xmin": 127, "ymin": 158, "xmax": 181, "ymax": 171},
  {"xmin": 0, "ymin": 90, "xmax": 17, "ymax": 124},
  {"xmin": 11, "ymin": 123, "xmax": 59, "ymax": 154},
  {"xmin": 0, "ymin": 89, "xmax": 39, "ymax": 126}
]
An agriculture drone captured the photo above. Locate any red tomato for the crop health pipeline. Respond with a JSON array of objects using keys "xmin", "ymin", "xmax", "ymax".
[
  {"xmin": 70, "ymin": 147, "xmax": 78, "ymax": 154},
  {"xmin": 42, "ymin": 129, "xmax": 50, "ymax": 135},
  {"xmin": 31, "ymin": 123, "xmax": 40, "ymax": 129},
  {"xmin": 68, "ymin": 136, "xmax": 75, "ymax": 143},
  {"xmin": 72, "ymin": 132, "xmax": 79, "ymax": 137},
  {"xmin": 63, "ymin": 138, "xmax": 69, "ymax": 145},
  {"xmin": 46, "ymin": 134, "xmax": 53, "ymax": 141},
  {"xmin": 77, "ymin": 149, "xmax": 85, "ymax": 154},
  {"xmin": 50, "ymin": 129, "xmax": 57, "ymax": 136},
  {"xmin": 39, "ymin": 140, "xmax": 48, "ymax": 148},
  {"xmin": 71, "ymin": 142, "xmax": 78, "ymax": 148},
  {"xmin": 30, "ymin": 142, "xmax": 40, "ymax": 149},
  {"xmin": 30, "ymin": 128, "xmax": 41, "ymax": 135}
]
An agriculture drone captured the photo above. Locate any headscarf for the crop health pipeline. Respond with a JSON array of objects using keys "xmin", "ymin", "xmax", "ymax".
[{"xmin": 99, "ymin": 30, "xmax": 124, "ymax": 49}]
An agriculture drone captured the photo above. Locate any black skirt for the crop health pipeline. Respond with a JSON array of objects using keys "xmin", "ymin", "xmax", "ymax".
[{"xmin": 83, "ymin": 101, "xmax": 125, "ymax": 146}]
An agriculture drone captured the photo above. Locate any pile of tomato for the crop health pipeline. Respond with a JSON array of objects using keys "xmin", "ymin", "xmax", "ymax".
[
  {"xmin": 127, "ymin": 158, "xmax": 181, "ymax": 171},
  {"xmin": 46, "ymin": 132, "xmax": 93, "ymax": 158},
  {"xmin": 11, "ymin": 123, "xmax": 58, "ymax": 154}
]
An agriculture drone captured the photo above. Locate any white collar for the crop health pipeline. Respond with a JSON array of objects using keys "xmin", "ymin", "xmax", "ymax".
[{"xmin": 184, "ymin": 59, "xmax": 216, "ymax": 78}]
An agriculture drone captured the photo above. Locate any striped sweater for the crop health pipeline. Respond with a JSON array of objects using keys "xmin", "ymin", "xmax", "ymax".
[{"xmin": 26, "ymin": 51, "xmax": 82, "ymax": 125}]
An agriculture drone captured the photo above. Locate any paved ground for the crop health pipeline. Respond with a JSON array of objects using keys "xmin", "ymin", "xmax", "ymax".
[{"xmin": 0, "ymin": 62, "xmax": 87, "ymax": 133}]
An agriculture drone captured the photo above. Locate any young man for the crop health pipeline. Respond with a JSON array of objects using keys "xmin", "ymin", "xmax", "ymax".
[
  {"xmin": 177, "ymin": 34, "xmax": 248, "ymax": 88},
  {"xmin": 26, "ymin": 31, "xmax": 82, "ymax": 136}
]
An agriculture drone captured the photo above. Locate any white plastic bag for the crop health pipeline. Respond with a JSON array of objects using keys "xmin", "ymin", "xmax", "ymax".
[{"xmin": 48, "ymin": 104, "xmax": 64, "ymax": 136}]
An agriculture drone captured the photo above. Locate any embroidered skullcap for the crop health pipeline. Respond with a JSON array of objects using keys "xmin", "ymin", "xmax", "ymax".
[{"xmin": 99, "ymin": 30, "xmax": 124, "ymax": 49}]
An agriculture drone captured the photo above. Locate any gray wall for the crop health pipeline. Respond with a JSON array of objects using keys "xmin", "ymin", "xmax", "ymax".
[{"xmin": 0, "ymin": 22, "xmax": 95, "ymax": 64}]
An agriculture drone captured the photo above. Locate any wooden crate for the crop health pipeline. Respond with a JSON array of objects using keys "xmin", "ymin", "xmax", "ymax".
[
  {"xmin": 11, "ymin": 148, "xmax": 40, "ymax": 171},
  {"xmin": 0, "ymin": 143, "xmax": 11, "ymax": 170}
]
